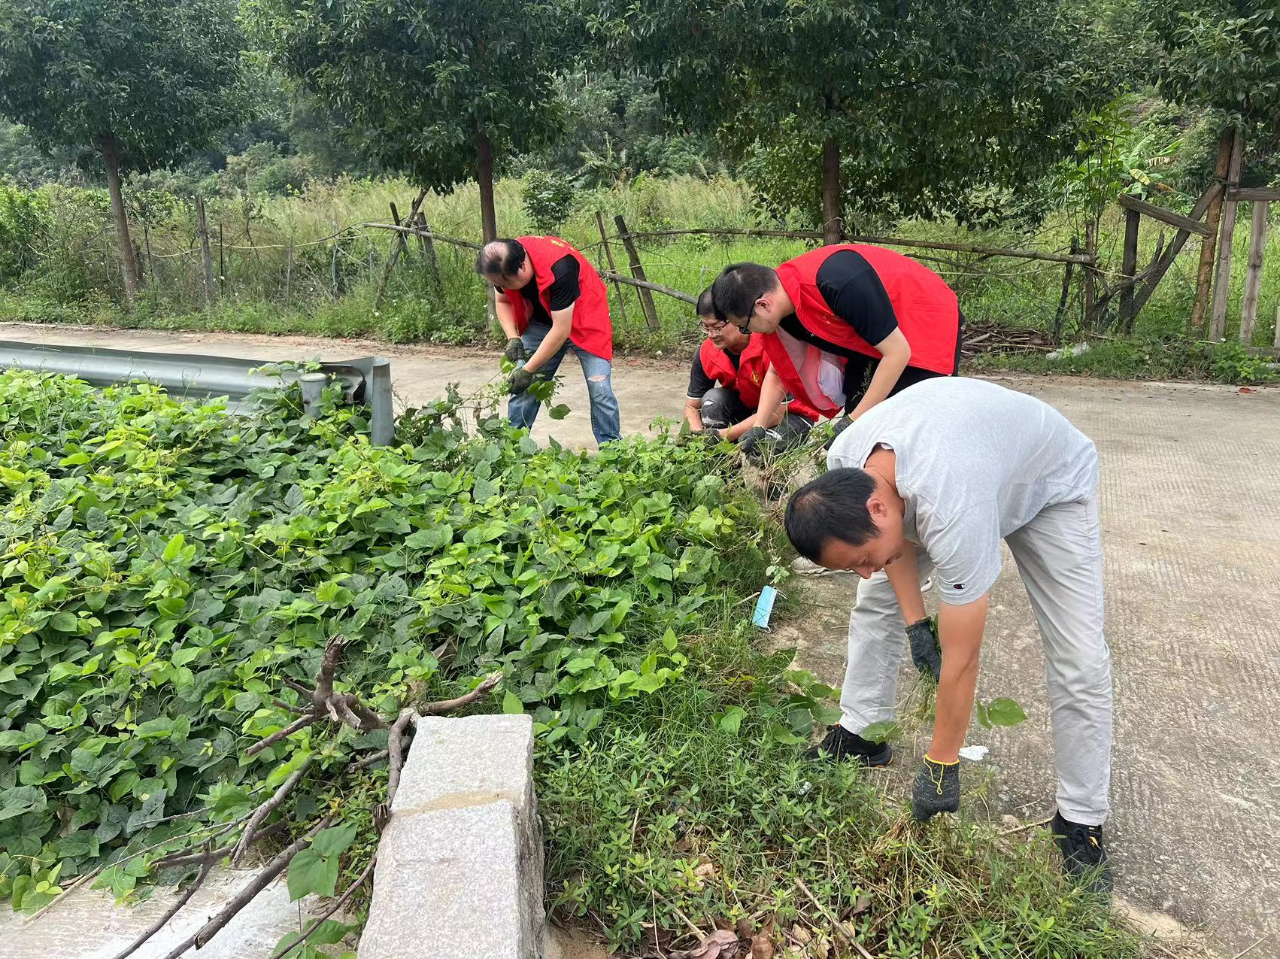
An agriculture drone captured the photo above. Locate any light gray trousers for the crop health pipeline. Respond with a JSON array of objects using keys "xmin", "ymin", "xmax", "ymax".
[{"xmin": 839, "ymin": 495, "xmax": 1113, "ymax": 825}]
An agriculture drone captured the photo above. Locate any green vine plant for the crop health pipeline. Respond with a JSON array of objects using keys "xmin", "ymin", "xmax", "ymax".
[{"xmin": 0, "ymin": 363, "xmax": 800, "ymax": 957}]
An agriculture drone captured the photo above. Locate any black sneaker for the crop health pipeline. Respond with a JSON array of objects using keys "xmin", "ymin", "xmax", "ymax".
[
  {"xmin": 1050, "ymin": 811, "xmax": 1114, "ymax": 894},
  {"xmin": 805, "ymin": 725, "xmax": 893, "ymax": 767}
]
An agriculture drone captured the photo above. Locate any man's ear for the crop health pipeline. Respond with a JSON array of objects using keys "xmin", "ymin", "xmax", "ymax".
[{"xmin": 865, "ymin": 493, "xmax": 890, "ymax": 526}]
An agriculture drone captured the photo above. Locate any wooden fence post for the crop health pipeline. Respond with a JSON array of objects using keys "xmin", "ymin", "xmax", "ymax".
[
  {"xmin": 1238, "ymin": 202, "xmax": 1268, "ymax": 346},
  {"xmin": 1119, "ymin": 208, "xmax": 1140, "ymax": 332},
  {"xmin": 194, "ymin": 196, "xmax": 216, "ymax": 309},
  {"xmin": 375, "ymin": 190, "xmax": 426, "ymax": 307},
  {"xmin": 1209, "ymin": 131, "xmax": 1246, "ymax": 341},
  {"xmin": 415, "ymin": 212, "xmax": 440, "ymax": 283},
  {"xmin": 594, "ymin": 211, "xmax": 629, "ymax": 326},
  {"xmin": 613, "ymin": 214, "xmax": 660, "ymax": 330},
  {"xmin": 1192, "ymin": 130, "xmax": 1238, "ymax": 334},
  {"xmin": 1082, "ymin": 220, "xmax": 1097, "ymax": 329},
  {"xmin": 285, "ymin": 235, "xmax": 294, "ymax": 307},
  {"xmin": 1129, "ymin": 183, "xmax": 1222, "ymax": 322},
  {"xmin": 1052, "ymin": 237, "xmax": 1078, "ymax": 341}
]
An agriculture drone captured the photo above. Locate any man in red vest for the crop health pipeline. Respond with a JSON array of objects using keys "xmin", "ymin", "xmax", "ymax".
[
  {"xmin": 685, "ymin": 288, "xmax": 818, "ymax": 457},
  {"xmin": 476, "ymin": 236, "xmax": 620, "ymax": 445},
  {"xmin": 709, "ymin": 245, "xmax": 963, "ymax": 442}
]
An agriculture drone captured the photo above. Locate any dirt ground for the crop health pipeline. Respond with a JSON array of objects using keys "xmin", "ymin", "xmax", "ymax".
[{"xmin": 2, "ymin": 323, "xmax": 1278, "ymax": 958}]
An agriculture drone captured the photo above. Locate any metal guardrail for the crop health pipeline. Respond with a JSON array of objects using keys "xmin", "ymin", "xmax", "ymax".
[{"xmin": 0, "ymin": 340, "xmax": 395, "ymax": 445}]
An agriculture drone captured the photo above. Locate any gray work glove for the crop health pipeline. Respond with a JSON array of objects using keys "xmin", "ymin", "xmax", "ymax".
[
  {"xmin": 911, "ymin": 756, "xmax": 960, "ymax": 821},
  {"xmin": 503, "ymin": 337, "xmax": 526, "ymax": 363},
  {"xmin": 508, "ymin": 366, "xmax": 534, "ymax": 395},
  {"xmin": 907, "ymin": 617, "xmax": 941, "ymax": 682}
]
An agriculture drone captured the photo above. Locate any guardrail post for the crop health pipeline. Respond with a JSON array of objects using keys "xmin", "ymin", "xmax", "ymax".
[
  {"xmin": 370, "ymin": 358, "xmax": 394, "ymax": 446},
  {"xmin": 300, "ymin": 372, "xmax": 327, "ymax": 421}
]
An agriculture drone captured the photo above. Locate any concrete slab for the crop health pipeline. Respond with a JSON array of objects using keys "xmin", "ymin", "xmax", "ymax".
[
  {"xmin": 0, "ymin": 868, "xmax": 334, "ymax": 959},
  {"xmin": 3, "ymin": 325, "xmax": 1278, "ymax": 956},
  {"xmin": 359, "ymin": 715, "xmax": 543, "ymax": 959}
]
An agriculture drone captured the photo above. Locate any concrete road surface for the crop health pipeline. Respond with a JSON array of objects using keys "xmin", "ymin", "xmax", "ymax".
[{"xmin": 2, "ymin": 323, "xmax": 1278, "ymax": 957}]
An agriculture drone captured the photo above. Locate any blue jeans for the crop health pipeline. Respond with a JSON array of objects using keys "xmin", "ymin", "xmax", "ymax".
[{"xmin": 509, "ymin": 323, "xmax": 621, "ymax": 445}]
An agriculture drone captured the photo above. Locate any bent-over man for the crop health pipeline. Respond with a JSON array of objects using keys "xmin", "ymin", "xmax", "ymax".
[{"xmin": 785, "ymin": 377, "xmax": 1112, "ymax": 891}]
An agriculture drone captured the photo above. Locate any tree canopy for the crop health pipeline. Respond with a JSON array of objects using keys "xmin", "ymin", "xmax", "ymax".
[
  {"xmin": 246, "ymin": 0, "xmax": 576, "ymax": 238},
  {"xmin": 0, "ymin": 0, "xmax": 249, "ymax": 176},
  {"xmin": 0, "ymin": 0, "xmax": 250, "ymax": 303},
  {"xmin": 586, "ymin": 0, "xmax": 1132, "ymax": 231}
]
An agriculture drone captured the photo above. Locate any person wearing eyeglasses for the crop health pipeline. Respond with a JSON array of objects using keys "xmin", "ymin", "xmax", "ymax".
[
  {"xmin": 709, "ymin": 245, "xmax": 963, "ymax": 444},
  {"xmin": 475, "ymin": 235, "xmax": 620, "ymax": 446},
  {"xmin": 684, "ymin": 288, "xmax": 818, "ymax": 457}
]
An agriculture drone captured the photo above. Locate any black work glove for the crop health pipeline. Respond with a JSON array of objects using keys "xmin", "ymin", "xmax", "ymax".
[
  {"xmin": 906, "ymin": 618, "xmax": 941, "ymax": 682},
  {"xmin": 911, "ymin": 756, "xmax": 960, "ymax": 821},
  {"xmin": 738, "ymin": 426, "xmax": 768, "ymax": 458},
  {"xmin": 508, "ymin": 366, "xmax": 534, "ymax": 395},
  {"xmin": 503, "ymin": 337, "xmax": 526, "ymax": 363},
  {"xmin": 677, "ymin": 428, "xmax": 723, "ymax": 448},
  {"xmin": 822, "ymin": 414, "xmax": 855, "ymax": 451}
]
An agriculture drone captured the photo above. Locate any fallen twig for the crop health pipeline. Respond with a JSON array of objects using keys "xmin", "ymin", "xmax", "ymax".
[
  {"xmin": 158, "ymin": 817, "xmax": 332, "ymax": 959},
  {"xmin": 997, "ymin": 815, "xmax": 1054, "ymax": 836},
  {"xmin": 1230, "ymin": 937, "xmax": 1267, "ymax": 959},
  {"xmin": 246, "ymin": 712, "xmax": 318, "ymax": 757},
  {"xmin": 270, "ymin": 854, "xmax": 378, "ymax": 959},
  {"xmin": 376, "ymin": 708, "xmax": 418, "ymax": 831},
  {"xmin": 793, "ymin": 876, "xmax": 874, "ymax": 959},
  {"xmin": 232, "ymin": 756, "xmax": 314, "ymax": 865},
  {"xmin": 108, "ymin": 860, "xmax": 214, "ymax": 959},
  {"xmin": 418, "ymin": 670, "xmax": 504, "ymax": 715}
]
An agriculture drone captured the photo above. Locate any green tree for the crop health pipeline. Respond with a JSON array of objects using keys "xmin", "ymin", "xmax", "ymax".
[
  {"xmin": 587, "ymin": 0, "xmax": 1128, "ymax": 239},
  {"xmin": 1149, "ymin": 0, "xmax": 1279, "ymax": 131},
  {"xmin": 247, "ymin": 0, "xmax": 573, "ymax": 242},
  {"xmin": 0, "ymin": 0, "xmax": 250, "ymax": 307}
]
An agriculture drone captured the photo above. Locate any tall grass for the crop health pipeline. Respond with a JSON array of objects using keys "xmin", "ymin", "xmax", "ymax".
[{"xmin": 2, "ymin": 174, "xmax": 1277, "ymax": 359}]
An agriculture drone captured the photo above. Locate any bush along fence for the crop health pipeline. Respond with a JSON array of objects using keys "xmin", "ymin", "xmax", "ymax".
[
  {"xmin": 3, "ymin": 176, "xmax": 1275, "ymax": 354},
  {"xmin": 369, "ymin": 199, "xmax": 1276, "ymax": 353}
]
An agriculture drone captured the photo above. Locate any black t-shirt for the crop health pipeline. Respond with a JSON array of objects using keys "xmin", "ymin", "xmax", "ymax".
[
  {"xmin": 687, "ymin": 347, "xmax": 740, "ymax": 399},
  {"xmin": 520, "ymin": 254, "xmax": 581, "ymax": 327},
  {"xmin": 778, "ymin": 249, "xmax": 899, "ymax": 358}
]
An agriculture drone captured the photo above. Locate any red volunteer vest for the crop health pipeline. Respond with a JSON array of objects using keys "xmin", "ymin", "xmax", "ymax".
[
  {"xmin": 763, "ymin": 245, "xmax": 959, "ymax": 417},
  {"xmin": 504, "ymin": 235, "xmax": 613, "ymax": 361},
  {"xmin": 698, "ymin": 336, "xmax": 819, "ymax": 421}
]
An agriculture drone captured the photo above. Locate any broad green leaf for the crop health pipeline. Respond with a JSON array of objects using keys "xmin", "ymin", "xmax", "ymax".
[
  {"xmin": 162, "ymin": 534, "xmax": 186, "ymax": 562},
  {"xmin": 310, "ymin": 822, "xmax": 358, "ymax": 859},
  {"xmin": 717, "ymin": 706, "xmax": 746, "ymax": 735},
  {"xmin": 288, "ymin": 848, "xmax": 338, "ymax": 901},
  {"xmin": 502, "ymin": 691, "xmax": 524, "ymax": 715},
  {"xmin": 985, "ymin": 698, "xmax": 1028, "ymax": 727}
]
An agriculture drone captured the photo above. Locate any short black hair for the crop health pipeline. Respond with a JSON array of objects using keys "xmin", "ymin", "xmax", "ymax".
[
  {"xmin": 696, "ymin": 286, "xmax": 714, "ymax": 319},
  {"xmin": 475, "ymin": 239, "xmax": 526, "ymax": 277},
  {"xmin": 785, "ymin": 468, "xmax": 879, "ymax": 560},
  {"xmin": 710, "ymin": 262, "xmax": 779, "ymax": 321}
]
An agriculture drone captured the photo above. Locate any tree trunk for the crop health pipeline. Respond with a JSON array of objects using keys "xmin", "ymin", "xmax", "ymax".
[
  {"xmin": 476, "ymin": 124, "xmax": 497, "ymax": 243},
  {"xmin": 821, "ymin": 139, "xmax": 844, "ymax": 245},
  {"xmin": 100, "ymin": 133, "xmax": 140, "ymax": 309},
  {"xmin": 1190, "ymin": 129, "xmax": 1236, "ymax": 335}
]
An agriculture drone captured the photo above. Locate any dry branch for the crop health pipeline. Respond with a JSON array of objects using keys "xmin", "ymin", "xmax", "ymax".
[
  {"xmin": 418, "ymin": 670, "xmax": 504, "ymax": 715},
  {"xmin": 232, "ymin": 756, "xmax": 314, "ymax": 865},
  {"xmin": 186, "ymin": 818, "xmax": 331, "ymax": 956},
  {"xmin": 107, "ymin": 860, "xmax": 214, "ymax": 959}
]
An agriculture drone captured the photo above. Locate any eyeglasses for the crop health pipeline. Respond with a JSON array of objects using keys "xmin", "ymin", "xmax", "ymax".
[
  {"xmin": 700, "ymin": 318, "xmax": 728, "ymax": 335},
  {"xmin": 733, "ymin": 304, "xmax": 757, "ymax": 333}
]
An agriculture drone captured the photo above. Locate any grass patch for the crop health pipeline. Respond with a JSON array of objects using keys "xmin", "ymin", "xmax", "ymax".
[{"xmin": 973, "ymin": 337, "xmax": 1278, "ymax": 385}]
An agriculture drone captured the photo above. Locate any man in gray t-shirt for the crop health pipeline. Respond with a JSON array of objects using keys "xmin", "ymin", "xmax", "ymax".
[{"xmin": 785, "ymin": 377, "xmax": 1113, "ymax": 890}]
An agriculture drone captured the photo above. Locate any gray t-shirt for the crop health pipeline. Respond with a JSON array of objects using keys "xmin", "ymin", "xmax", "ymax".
[{"xmin": 828, "ymin": 377, "xmax": 1099, "ymax": 605}]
